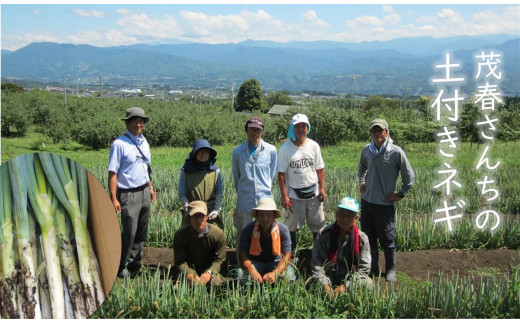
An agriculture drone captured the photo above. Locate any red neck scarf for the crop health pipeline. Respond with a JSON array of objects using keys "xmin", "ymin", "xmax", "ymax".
[{"xmin": 328, "ymin": 223, "xmax": 360, "ymax": 272}]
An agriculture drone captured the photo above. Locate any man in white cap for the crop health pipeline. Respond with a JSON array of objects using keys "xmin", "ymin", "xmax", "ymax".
[
  {"xmin": 358, "ymin": 118, "xmax": 415, "ymax": 282},
  {"xmin": 310, "ymin": 197, "xmax": 372, "ymax": 298},
  {"xmin": 173, "ymin": 200, "xmax": 227, "ymax": 286},
  {"xmin": 277, "ymin": 113, "xmax": 326, "ymax": 255},
  {"xmin": 108, "ymin": 107, "xmax": 156, "ymax": 278},
  {"xmin": 237, "ymin": 198, "xmax": 294, "ymax": 284}
]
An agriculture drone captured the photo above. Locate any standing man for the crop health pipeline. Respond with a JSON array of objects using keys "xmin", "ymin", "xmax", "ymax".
[
  {"xmin": 108, "ymin": 107, "xmax": 155, "ymax": 279},
  {"xmin": 231, "ymin": 116, "xmax": 277, "ymax": 261},
  {"xmin": 358, "ymin": 118, "xmax": 415, "ymax": 282},
  {"xmin": 173, "ymin": 201, "xmax": 227, "ymax": 287},
  {"xmin": 278, "ymin": 113, "xmax": 326, "ymax": 254}
]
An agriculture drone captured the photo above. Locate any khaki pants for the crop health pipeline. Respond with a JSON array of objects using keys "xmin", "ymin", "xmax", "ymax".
[
  {"xmin": 233, "ymin": 210, "xmax": 253, "ymax": 266},
  {"xmin": 283, "ymin": 196, "xmax": 325, "ymax": 233}
]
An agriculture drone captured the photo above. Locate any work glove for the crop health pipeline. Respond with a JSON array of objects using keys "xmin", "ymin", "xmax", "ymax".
[
  {"xmin": 208, "ymin": 210, "xmax": 219, "ymax": 220},
  {"xmin": 180, "ymin": 197, "xmax": 189, "ymax": 217}
]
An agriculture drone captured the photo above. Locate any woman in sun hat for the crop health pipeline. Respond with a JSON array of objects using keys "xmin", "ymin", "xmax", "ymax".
[{"xmin": 178, "ymin": 139, "xmax": 224, "ymax": 229}]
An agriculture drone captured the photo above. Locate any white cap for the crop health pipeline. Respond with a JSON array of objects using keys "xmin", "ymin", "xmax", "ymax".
[{"xmin": 291, "ymin": 113, "xmax": 310, "ymax": 126}]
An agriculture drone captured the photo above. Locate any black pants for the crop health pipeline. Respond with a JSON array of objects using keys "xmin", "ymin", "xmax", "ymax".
[
  {"xmin": 360, "ymin": 198, "xmax": 396, "ymax": 250},
  {"xmin": 118, "ymin": 186, "xmax": 151, "ymax": 271}
]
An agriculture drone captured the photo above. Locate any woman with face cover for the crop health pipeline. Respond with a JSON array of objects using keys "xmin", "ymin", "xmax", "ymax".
[{"xmin": 178, "ymin": 139, "xmax": 224, "ymax": 230}]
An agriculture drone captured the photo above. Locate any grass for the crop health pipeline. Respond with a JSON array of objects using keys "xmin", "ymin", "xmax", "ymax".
[
  {"xmin": 91, "ymin": 267, "xmax": 520, "ymax": 319},
  {"xmin": 5, "ymin": 130, "xmax": 520, "ymax": 319},
  {"xmin": 3, "ymin": 130, "xmax": 520, "ymax": 250}
]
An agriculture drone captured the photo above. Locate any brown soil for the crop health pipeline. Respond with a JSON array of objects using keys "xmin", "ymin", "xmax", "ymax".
[{"xmin": 143, "ymin": 247, "xmax": 520, "ymax": 281}]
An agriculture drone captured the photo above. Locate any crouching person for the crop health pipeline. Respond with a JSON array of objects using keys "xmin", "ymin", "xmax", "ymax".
[
  {"xmin": 237, "ymin": 198, "xmax": 295, "ymax": 284},
  {"xmin": 173, "ymin": 201, "xmax": 227, "ymax": 287},
  {"xmin": 310, "ymin": 197, "xmax": 373, "ymax": 298}
]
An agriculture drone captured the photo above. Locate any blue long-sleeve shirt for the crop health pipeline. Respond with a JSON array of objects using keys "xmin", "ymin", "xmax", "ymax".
[{"xmin": 231, "ymin": 139, "xmax": 277, "ymax": 213}]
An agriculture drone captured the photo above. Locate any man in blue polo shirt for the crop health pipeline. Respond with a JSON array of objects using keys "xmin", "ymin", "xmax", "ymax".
[{"xmin": 108, "ymin": 107, "xmax": 156, "ymax": 278}]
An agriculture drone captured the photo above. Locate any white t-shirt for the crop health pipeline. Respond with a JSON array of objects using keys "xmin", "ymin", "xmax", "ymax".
[{"xmin": 277, "ymin": 138, "xmax": 325, "ymax": 199}]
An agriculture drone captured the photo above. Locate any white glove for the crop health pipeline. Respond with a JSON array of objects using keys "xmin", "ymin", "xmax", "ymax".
[{"xmin": 208, "ymin": 210, "xmax": 219, "ymax": 220}]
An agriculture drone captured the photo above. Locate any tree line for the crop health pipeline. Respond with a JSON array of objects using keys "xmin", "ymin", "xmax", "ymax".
[{"xmin": 2, "ymin": 81, "xmax": 519, "ymax": 150}]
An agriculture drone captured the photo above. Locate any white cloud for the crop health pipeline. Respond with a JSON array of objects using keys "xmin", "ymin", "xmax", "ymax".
[
  {"xmin": 178, "ymin": 10, "xmax": 247, "ymax": 39},
  {"xmin": 302, "ymin": 10, "xmax": 330, "ymax": 28},
  {"xmin": 383, "ymin": 14, "xmax": 401, "ymax": 25},
  {"xmin": 177, "ymin": 9, "xmax": 324, "ymax": 43},
  {"xmin": 436, "ymin": 9, "xmax": 464, "ymax": 24},
  {"xmin": 74, "ymin": 9, "xmax": 108, "ymax": 19},
  {"xmin": 382, "ymin": 5, "xmax": 394, "ymax": 13},
  {"xmin": 2, "ymin": 30, "xmax": 60, "ymax": 50},
  {"xmin": 33, "ymin": 9, "xmax": 41, "ymax": 16},
  {"xmin": 468, "ymin": 5, "xmax": 520, "ymax": 36},
  {"xmin": 347, "ymin": 13, "xmax": 400, "ymax": 29},
  {"xmin": 67, "ymin": 30, "xmax": 138, "ymax": 47},
  {"xmin": 116, "ymin": 9, "xmax": 131, "ymax": 16},
  {"xmin": 115, "ymin": 11, "xmax": 183, "ymax": 41},
  {"xmin": 413, "ymin": 6, "xmax": 520, "ymax": 38},
  {"xmin": 335, "ymin": 5, "xmax": 519, "ymax": 43},
  {"xmin": 3, "ymin": 5, "xmax": 519, "ymax": 51}
]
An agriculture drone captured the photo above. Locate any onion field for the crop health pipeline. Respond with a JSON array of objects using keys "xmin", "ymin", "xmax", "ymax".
[
  {"xmin": 2, "ymin": 139, "xmax": 519, "ymax": 318},
  {"xmin": 84, "ymin": 142, "xmax": 520, "ymax": 319}
]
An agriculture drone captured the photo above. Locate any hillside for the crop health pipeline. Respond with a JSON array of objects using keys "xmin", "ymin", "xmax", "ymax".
[{"xmin": 1, "ymin": 36, "xmax": 518, "ymax": 95}]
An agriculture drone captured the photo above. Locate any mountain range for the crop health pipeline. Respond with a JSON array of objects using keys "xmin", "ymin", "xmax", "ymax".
[{"xmin": 1, "ymin": 35, "xmax": 519, "ymax": 96}]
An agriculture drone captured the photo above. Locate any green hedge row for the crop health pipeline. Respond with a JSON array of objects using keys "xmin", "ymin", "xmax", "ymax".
[{"xmin": 2, "ymin": 89, "xmax": 519, "ymax": 150}]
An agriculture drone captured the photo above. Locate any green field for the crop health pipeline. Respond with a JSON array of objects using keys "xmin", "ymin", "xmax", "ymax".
[
  {"xmin": 3, "ymin": 132, "xmax": 520, "ymax": 249},
  {"xmin": 2, "ymin": 130, "xmax": 520, "ymax": 318}
]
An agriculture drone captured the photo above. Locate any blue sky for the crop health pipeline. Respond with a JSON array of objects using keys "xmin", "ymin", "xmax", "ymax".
[{"xmin": 1, "ymin": 3, "xmax": 519, "ymax": 51}]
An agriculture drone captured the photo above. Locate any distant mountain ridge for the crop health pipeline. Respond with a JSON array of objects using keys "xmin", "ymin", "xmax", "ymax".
[{"xmin": 2, "ymin": 35, "xmax": 519, "ymax": 96}]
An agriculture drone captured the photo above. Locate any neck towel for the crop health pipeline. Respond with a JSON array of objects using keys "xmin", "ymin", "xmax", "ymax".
[
  {"xmin": 287, "ymin": 123, "xmax": 312, "ymax": 141},
  {"xmin": 327, "ymin": 222, "xmax": 360, "ymax": 272},
  {"xmin": 249, "ymin": 222, "xmax": 281, "ymax": 257},
  {"xmin": 369, "ymin": 135, "xmax": 393, "ymax": 156}
]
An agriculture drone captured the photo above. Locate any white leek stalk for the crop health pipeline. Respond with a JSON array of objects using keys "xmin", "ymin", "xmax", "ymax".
[
  {"xmin": 1, "ymin": 165, "xmax": 20, "ymax": 318},
  {"xmin": 25, "ymin": 154, "xmax": 66, "ymax": 319},
  {"xmin": 38, "ymin": 153, "xmax": 104, "ymax": 315},
  {"xmin": 8, "ymin": 156, "xmax": 41, "ymax": 319},
  {"xmin": 55, "ymin": 203, "xmax": 88, "ymax": 318},
  {"xmin": 35, "ymin": 230, "xmax": 52, "ymax": 319}
]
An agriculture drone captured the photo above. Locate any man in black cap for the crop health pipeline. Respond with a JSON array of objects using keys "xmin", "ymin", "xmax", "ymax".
[
  {"xmin": 231, "ymin": 116, "xmax": 277, "ymax": 265},
  {"xmin": 108, "ymin": 107, "xmax": 156, "ymax": 278}
]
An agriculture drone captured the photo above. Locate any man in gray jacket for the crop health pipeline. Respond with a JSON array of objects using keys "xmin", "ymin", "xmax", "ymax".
[
  {"xmin": 311, "ymin": 197, "xmax": 372, "ymax": 298},
  {"xmin": 358, "ymin": 118, "xmax": 415, "ymax": 282}
]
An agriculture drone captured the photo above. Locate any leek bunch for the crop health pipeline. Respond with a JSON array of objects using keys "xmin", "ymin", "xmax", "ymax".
[{"xmin": 0, "ymin": 153, "xmax": 105, "ymax": 318}]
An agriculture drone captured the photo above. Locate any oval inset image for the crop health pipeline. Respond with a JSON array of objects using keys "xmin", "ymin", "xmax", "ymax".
[{"xmin": 0, "ymin": 153, "xmax": 120, "ymax": 319}]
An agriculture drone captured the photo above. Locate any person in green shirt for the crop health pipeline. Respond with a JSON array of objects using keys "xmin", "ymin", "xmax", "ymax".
[
  {"xmin": 173, "ymin": 200, "xmax": 227, "ymax": 286},
  {"xmin": 178, "ymin": 139, "xmax": 224, "ymax": 230}
]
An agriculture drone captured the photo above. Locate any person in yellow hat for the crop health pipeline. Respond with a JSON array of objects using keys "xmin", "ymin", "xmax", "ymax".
[{"xmin": 173, "ymin": 201, "xmax": 227, "ymax": 286}]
